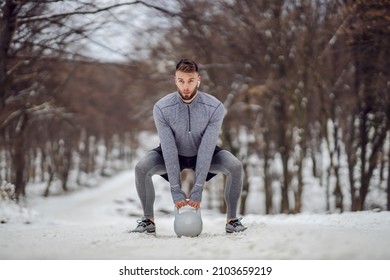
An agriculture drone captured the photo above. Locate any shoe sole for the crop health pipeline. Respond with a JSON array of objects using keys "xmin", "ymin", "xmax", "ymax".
[
  {"xmin": 129, "ymin": 228, "xmax": 156, "ymax": 234},
  {"xmin": 226, "ymin": 228, "xmax": 247, "ymax": 234},
  {"xmin": 129, "ymin": 231, "xmax": 156, "ymax": 236}
]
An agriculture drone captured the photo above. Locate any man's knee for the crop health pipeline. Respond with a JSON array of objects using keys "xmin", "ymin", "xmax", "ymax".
[
  {"xmin": 135, "ymin": 156, "xmax": 152, "ymax": 176},
  {"xmin": 135, "ymin": 152, "xmax": 164, "ymax": 176},
  {"xmin": 216, "ymin": 151, "xmax": 243, "ymax": 173},
  {"xmin": 226, "ymin": 154, "xmax": 243, "ymax": 173},
  {"xmin": 135, "ymin": 160, "xmax": 142, "ymax": 173},
  {"xmin": 232, "ymin": 158, "xmax": 243, "ymax": 175}
]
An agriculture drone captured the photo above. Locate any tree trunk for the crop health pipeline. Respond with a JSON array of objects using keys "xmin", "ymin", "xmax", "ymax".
[
  {"xmin": 280, "ymin": 151, "xmax": 290, "ymax": 213},
  {"xmin": 293, "ymin": 157, "xmax": 304, "ymax": 213},
  {"xmin": 387, "ymin": 135, "xmax": 390, "ymax": 211},
  {"xmin": 333, "ymin": 161, "xmax": 344, "ymax": 212},
  {"xmin": 12, "ymin": 113, "xmax": 28, "ymax": 200},
  {"xmin": 263, "ymin": 151, "xmax": 273, "ymax": 214},
  {"xmin": 326, "ymin": 165, "xmax": 331, "ymax": 212},
  {"xmin": 43, "ymin": 164, "xmax": 54, "ymax": 197},
  {"xmin": 333, "ymin": 123, "xmax": 344, "ymax": 212},
  {"xmin": 59, "ymin": 145, "xmax": 71, "ymax": 192},
  {"xmin": 0, "ymin": 0, "xmax": 19, "ymax": 109}
]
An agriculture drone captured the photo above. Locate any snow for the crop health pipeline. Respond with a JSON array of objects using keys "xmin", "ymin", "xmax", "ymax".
[{"xmin": 1, "ymin": 170, "xmax": 390, "ymax": 260}]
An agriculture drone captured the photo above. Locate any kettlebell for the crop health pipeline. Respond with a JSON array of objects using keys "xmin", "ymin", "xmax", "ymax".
[{"xmin": 173, "ymin": 206, "xmax": 203, "ymax": 237}]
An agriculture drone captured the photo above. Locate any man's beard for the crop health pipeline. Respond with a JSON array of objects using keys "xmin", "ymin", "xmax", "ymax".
[{"xmin": 178, "ymin": 87, "xmax": 198, "ymax": 101}]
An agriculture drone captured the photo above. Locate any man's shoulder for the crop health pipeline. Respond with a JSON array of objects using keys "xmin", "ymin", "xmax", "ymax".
[
  {"xmin": 197, "ymin": 91, "xmax": 222, "ymax": 108},
  {"xmin": 155, "ymin": 92, "xmax": 179, "ymax": 109}
]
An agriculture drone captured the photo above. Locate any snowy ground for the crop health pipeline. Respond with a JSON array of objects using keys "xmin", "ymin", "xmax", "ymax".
[{"xmin": 1, "ymin": 170, "xmax": 390, "ymax": 260}]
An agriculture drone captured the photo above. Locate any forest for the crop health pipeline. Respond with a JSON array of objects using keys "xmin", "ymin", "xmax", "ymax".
[{"xmin": 1, "ymin": 0, "xmax": 389, "ymax": 215}]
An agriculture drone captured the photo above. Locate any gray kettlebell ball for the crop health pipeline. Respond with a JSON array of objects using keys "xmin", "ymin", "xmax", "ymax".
[{"xmin": 174, "ymin": 206, "xmax": 203, "ymax": 237}]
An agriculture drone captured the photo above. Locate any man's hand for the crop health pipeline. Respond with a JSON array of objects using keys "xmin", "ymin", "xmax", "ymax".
[
  {"xmin": 175, "ymin": 200, "xmax": 188, "ymax": 209},
  {"xmin": 175, "ymin": 200, "xmax": 200, "ymax": 209},
  {"xmin": 187, "ymin": 200, "xmax": 200, "ymax": 209}
]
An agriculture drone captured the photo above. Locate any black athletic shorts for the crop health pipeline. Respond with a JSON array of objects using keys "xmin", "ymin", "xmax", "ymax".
[{"xmin": 152, "ymin": 145, "xmax": 223, "ymax": 182}]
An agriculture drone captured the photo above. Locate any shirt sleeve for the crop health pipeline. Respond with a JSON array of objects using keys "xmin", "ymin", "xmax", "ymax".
[
  {"xmin": 153, "ymin": 104, "xmax": 186, "ymax": 203},
  {"xmin": 190, "ymin": 103, "xmax": 225, "ymax": 202}
]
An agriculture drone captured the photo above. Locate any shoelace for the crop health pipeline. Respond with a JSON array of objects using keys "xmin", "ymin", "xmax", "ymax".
[
  {"xmin": 136, "ymin": 219, "xmax": 153, "ymax": 227},
  {"xmin": 229, "ymin": 217, "xmax": 243, "ymax": 227}
]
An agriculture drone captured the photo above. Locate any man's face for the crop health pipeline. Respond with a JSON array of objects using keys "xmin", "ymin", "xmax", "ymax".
[{"xmin": 175, "ymin": 71, "xmax": 200, "ymax": 101}]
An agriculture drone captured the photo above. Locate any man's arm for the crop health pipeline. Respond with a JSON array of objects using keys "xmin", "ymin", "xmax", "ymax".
[
  {"xmin": 153, "ymin": 104, "xmax": 186, "ymax": 203},
  {"xmin": 189, "ymin": 103, "xmax": 225, "ymax": 203}
]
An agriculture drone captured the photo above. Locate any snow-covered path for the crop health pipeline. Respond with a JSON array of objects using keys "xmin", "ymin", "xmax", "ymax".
[{"xmin": 1, "ymin": 171, "xmax": 390, "ymax": 260}]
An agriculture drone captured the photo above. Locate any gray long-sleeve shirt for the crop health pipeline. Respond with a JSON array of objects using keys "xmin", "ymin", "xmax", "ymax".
[{"xmin": 153, "ymin": 91, "xmax": 225, "ymax": 202}]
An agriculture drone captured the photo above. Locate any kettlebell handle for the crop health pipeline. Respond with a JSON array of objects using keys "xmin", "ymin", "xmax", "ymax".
[{"xmin": 174, "ymin": 206, "xmax": 201, "ymax": 216}]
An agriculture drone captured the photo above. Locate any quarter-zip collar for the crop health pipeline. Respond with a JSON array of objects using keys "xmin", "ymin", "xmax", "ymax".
[
  {"xmin": 177, "ymin": 90, "xmax": 199, "ymax": 104},
  {"xmin": 176, "ymin": 91, "xmax": 200, "ymax": 134}
]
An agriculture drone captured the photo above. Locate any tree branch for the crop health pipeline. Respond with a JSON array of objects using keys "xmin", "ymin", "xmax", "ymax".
[{"xmin": 18, "ymin": 1, "xmax": 177, "ymax": 24}]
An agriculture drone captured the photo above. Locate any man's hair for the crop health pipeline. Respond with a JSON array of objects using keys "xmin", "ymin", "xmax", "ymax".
[{"xmin": 176, "ymin": 59, "xmax": 199, "ymax": 73}]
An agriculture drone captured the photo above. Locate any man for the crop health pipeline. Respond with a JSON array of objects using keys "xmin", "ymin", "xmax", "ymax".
[{"xmin": 131, "ymin": 58, "xmax": 247, "ymax": 234}]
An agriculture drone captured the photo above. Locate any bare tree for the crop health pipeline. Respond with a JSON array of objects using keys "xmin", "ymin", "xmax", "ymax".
[
  {"xmin": 0, "ymin": 0, "xmax": 175, "ymax": 199},
  {"xmin": 340, "ymin": 0, "xmax": 390, "ymax": 210}
]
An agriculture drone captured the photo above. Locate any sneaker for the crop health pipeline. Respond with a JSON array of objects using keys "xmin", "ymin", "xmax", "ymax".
[
  {"xmin": 130, "ymin": 218, "xmax": 156, "ymax": 234},
  {"xmin": 226, "ymin": 217, "xmax": 247, "ymax": 233}
]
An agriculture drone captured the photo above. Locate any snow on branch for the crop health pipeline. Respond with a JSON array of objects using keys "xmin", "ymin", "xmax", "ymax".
[{"xmin": 0, "ymin": 102, "xmax": 73, "ymax": 131}]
